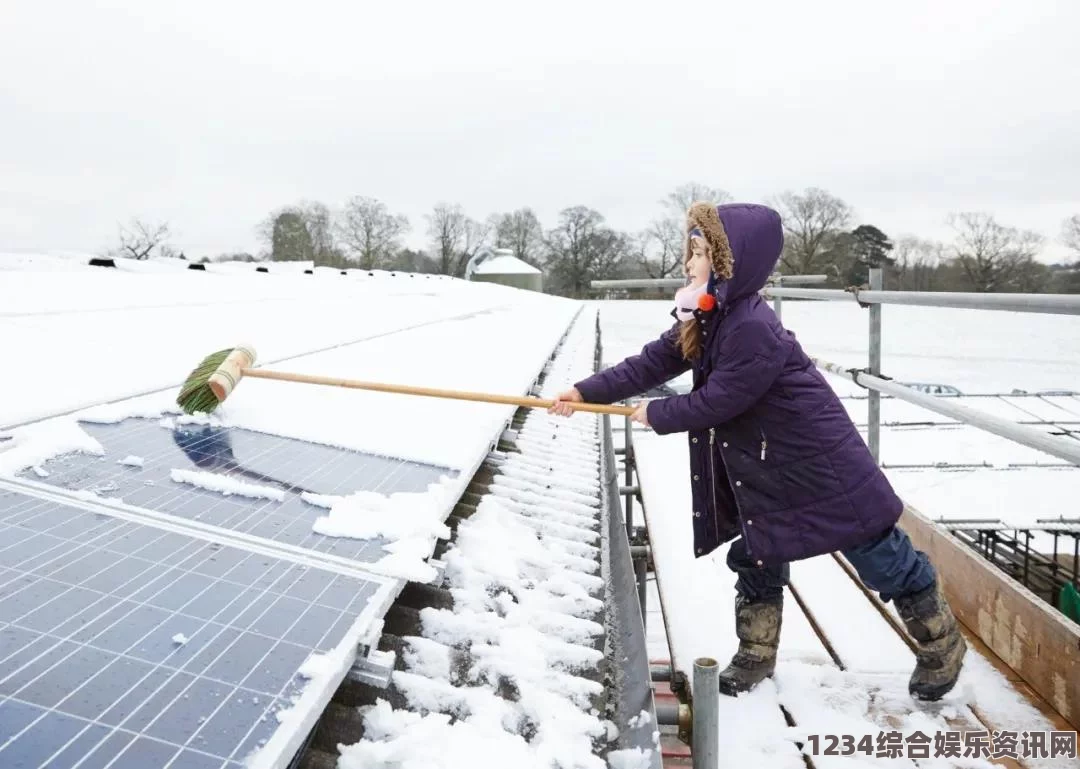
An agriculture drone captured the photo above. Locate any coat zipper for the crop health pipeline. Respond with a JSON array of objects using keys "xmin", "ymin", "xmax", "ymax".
[
  {"xmin": 709, "ymin": 428, "xmax": 721, "ymax": 535},
  {"xmin": 759, "ymin": 426, "xmax": 768, "ymax": 462}
]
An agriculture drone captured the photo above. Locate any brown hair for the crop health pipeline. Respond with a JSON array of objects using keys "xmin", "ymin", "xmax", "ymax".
[
  {"xmin": 675, "ymin": 202, "xmax": 735, "ymax": 361},
  {"xmin": 678, "ymin": 319, "xmax": 702, "ymax": 361}
]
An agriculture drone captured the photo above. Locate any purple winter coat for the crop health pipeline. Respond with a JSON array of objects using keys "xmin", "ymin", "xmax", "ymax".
[{"xmin": 575, "ymin": 203, "xmax": 903, "ymax": 567}]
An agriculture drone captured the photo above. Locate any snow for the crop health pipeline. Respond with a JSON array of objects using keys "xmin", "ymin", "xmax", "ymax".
[
  {"xmin": 172, "ymin": 632, "xmax": 189, "ymax": 645},
  {"xmin": 591, "ymin": 298, "xmax": 1080, "ymax": 394},
  {"xmin": 338, "ymin": 310, "xmax": 619, "ymax": 769},
  {"xmin": 0, "ymin": 414, "xmax": 105, "ymax": 476},
  {"xmin": 472, "ymin": 254, "xmax": 542, "ymax": 275},
  {"xmin": 1, "ymin": 260, "xmax": 578, "ymax": 474},
  {"xmin": 169, "ymin": 468, "xmax": 286, "ymax": 500},
  {"xmin": 298, "ymin": 652, "xmax": 336, "ymax": 680},
  {"xmin": 6, "ymin": 248, "xmax": 1077, "ymax": 768},
  {"xmin": 595, "ymin": 298, "xmax": 1080, "ymax": 540},
  {"xmin": 307, "ymin": 483, "xmax": 453, "ymax": 545},
  {"xmin": 606, "ymin": 747, "xmax": 655, "ymax": 769},
  {"xmin": 634, "ymin": 429, "xmax": 1077, "ymax": 768}
]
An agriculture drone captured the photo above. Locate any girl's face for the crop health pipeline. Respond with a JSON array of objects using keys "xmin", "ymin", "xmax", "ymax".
[{"xmin": 685, "ymin": 236, "xmax": 712, "ymax": 286}]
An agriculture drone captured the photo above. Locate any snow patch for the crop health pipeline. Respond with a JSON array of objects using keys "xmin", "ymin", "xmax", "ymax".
[
  {"xmin": 118, "ymin": 455, "xmax": 145, "ymax": 467},
  {"xmin": 298, "ymin": 652, "xmax": 335, "ymax": 681},
  {"xmin": 300, "ymin": 492, "xmax": 339, "ymax": 509},
  {"xmin": 311, "ymin": 483, "xmax": 453, "ymax": 542},
  {"xmin": 172, "ymin": 633, "xmax": 189, "ymax": 645},
  {"xmin": 0, "ymin": 416, "xmax": 104, "ymax": 477},
  {"xmin": 169, "ymin": 468, "xmax": 285, "ymax": 501},
  {"xmin": 607, "ymin": 748, "xmax": 654, "ymax": 769}
]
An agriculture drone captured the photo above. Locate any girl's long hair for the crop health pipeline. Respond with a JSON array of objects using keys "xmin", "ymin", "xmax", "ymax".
[{"xmin": 678, "ymin": 318, "xmax": 702, "ymax": 361}]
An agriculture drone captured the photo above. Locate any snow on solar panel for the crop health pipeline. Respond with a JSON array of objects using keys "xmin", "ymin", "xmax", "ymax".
[{"xmin": 16, "ymin": 417, "xmax": 458, "ymax": 570}]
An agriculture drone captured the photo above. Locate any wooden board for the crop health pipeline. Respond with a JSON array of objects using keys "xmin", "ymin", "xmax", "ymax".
[{"xmin": 899, "ymin": 504, "xmax": 1080, "ymax": 730}]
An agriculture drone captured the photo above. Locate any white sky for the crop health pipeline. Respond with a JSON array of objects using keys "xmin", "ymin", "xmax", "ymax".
[{"xmin": 2, "ymin": 0, "xmax": 1078, "ymax": 261}]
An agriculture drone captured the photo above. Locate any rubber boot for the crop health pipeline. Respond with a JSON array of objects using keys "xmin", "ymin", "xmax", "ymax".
[
  {"xmin": 717, "ymin": 593, "xmax": 782, "ymax": 697},
  {"xmin": 894, "ymin": 582, "xmax": 967, "ymax": 701}
]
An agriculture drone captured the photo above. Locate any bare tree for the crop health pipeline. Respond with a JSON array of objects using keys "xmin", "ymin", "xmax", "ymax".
[
  {"xmin": 300, "ymin": 201, "xmax": 339, "ymax": 267},
  {"xmin": 426, "ymin": 203, "xmax": 490, "ymax": 276},
  {"xmin": 891, "ymin": 236, "xmax": 945, "ymax": 291},
  {"xmin": 492, "ymin": 208, "xmax": 543, "ymax": 266},
  {"xmin": 113, "ymin": 218, "xmax": 171, "ymax": 260},
  {"xmin": 544, "ymin": 206, "xmax": 628, "ymax": 297},
  {"xmin": 336, "ymin": 196, "xmax": 409, "ymax": 270},
  {"xmin": 663, "ymin": 182, "xmax": 733, "ymax": 217},
  {"xmin": 770, "ymin": 188, "xmax": 854, "ymax": 275},
  {"xmin": 640, "ymin": 183, "xmax": 733, "ymax": 279},
  {"xmin": 947, "ymin": 212, "xmax": 1044, "ymax": 292},
  {"xmin": 1063, "ymin": 214, "xmax": 1080, "ymax": 256},
  {"xmin": 638, "ymin": 219, "xmax": 685, "ymax": 279}
]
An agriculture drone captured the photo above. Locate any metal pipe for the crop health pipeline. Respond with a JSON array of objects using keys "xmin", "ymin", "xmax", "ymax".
[
  {"xmin": 635, "ymin": 553, "xmax": 648, "ymax": 636},
  {"xmin": 773, "ymin": 293, "xmax": 783, "ymax": 322},
  {"xmin": 654, "ymin": 701, "xmax": 691, "ymax": 728},
  {"xmin": 692, "ymin": 658, "xmax": 720, "ymax": 769},
  {"xmin": 762, "ymin": 287, "xmax": 1080, "ymax": 316},
  {"xmin": 770, "ymin": 273, "xmax": 829, "ymax": 285},
  {"xmin": 867, "ymin": 268, "xmax": 883, "ymax": 463},
  {"xmin": 620, "ymin": 485, "xmax": 641, "ymax": 496},
  {"xmin": 593, "ymin": 278, "xmax": 688, "ymax": 289},
  {"xmin": 592, "ymin": 273, "xmax": 831, "ymax": 291},
  {"xmin": 624, "ymin": 415, "xmax": 634, "ymax": 544},
  {"xmin": 813, "ymin": 358, "xmax": 1080, "ymax": 466},
  {"xmin": 650, "ymin": 664, "xmax": 672, "ymax": 682}
]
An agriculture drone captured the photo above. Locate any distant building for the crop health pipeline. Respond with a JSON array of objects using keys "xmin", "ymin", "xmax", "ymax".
[{"xmin": 464, "ymin": 247, "xmax": 543, "ymax": 292}]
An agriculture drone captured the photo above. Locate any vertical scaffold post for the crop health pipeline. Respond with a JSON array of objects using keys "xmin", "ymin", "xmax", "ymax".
[
  {"xmin": 868, "ymin": 267, "xmax": 883, "ymax": 464},
  {"xmin": 692, "ymin": 657, "xmax": 720, "ymax": 769}
]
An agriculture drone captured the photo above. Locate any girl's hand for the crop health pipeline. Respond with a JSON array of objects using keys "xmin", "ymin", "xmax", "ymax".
[
  {"xmin": 549, "ymin": 387, "xmax": 583, "ymax": 417},
  {"xmin": 630, "ymin": 401, "xmax": 651, "ymax": 428}
]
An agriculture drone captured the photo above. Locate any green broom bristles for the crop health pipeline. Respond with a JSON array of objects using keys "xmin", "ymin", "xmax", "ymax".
[{"xmin": 176, "ymin": 348, "xmax": 233, "ymax": 415}]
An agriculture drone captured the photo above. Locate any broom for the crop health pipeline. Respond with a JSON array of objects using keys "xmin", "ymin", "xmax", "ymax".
[{"xmin": 175, "ymin": 344, "xmax": 637, "ymax": 417}]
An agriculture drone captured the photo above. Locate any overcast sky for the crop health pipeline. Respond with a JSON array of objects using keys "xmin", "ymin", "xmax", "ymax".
[{"xmin": 2, "ymin": 0, "xmax": 1078, "ymax": 261}]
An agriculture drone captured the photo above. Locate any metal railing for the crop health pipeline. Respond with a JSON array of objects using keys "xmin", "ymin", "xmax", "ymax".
[
  {"xmin": 591, "ymin": 272, "xmax": 829, "ymax": 293},
  {"xmin": 762, "ymin": 285, "xmax": 1080, "ymax": 315},
  {"xmin": 763, "ymin": 268, "xmax": 1080, "ymax": 466},
  {"xmin": 590, "ymin": 271, "xmax": 1080, "ymax": 465}
]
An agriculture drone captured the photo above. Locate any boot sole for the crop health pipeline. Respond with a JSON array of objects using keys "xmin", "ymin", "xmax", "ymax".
[
  {"xmin": 718, "ymin": 671, "xmax": 774, "ymax": 698},
  {"xmin": 910, "ymin": 637, "xmax": 967, "ymax": 702}
]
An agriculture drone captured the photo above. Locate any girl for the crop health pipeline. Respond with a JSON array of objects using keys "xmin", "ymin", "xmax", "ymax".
[{"xmin": 550, "ymin": 202, "xmax": 966, "ymax": 700}]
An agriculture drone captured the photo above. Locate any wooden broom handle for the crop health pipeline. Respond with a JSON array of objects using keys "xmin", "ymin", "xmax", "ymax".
[{"xmin": 242, "ymin": 367, "xmax": 638, "ymax": 416}]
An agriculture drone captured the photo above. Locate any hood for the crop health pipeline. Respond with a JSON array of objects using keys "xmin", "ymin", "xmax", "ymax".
[{"xmin": 685, "ymin": 202, "xmax": 784, "ymax": 303}]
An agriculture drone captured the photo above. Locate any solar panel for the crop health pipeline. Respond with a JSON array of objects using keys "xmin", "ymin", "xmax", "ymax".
[
  {"xmin": 0, "ymin": 488, "xmax": 394, "ymax": 769},
  {"xmin": 20, "ymin": 417, "xmax": 458, "ymax": 567}
]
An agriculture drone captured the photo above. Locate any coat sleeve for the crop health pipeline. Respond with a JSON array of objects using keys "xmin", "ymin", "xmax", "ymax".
[
  {"xmin": 645, "ymin": 320, "xmax": 788, "ymax": 435},
  {"xmin": 574, "ymin": 323, "xmax": 691, "ymax": 405}
]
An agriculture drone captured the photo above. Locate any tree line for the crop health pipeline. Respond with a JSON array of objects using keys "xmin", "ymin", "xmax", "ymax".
[{"xmin": 109, "ymin": 186, "xmax": 1080, "ymax": 297}]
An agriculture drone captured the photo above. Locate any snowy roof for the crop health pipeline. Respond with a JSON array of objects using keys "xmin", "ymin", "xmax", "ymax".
[
  {"xmin": 465, "ymin": 247, "xmax": 541, "ymax": 278},
  {"xmin": 0, "ymin": 253, "xmax": 650, "ymax": 768},
  {"xmin": 472, "ymin": 253, "xmax": 541, "ymax": 275}
]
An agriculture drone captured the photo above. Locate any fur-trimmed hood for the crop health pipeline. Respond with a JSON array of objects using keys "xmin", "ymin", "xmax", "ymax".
[{"xmin": 686, "ymin": 202, "xmax": 784, "ymax": 303}]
